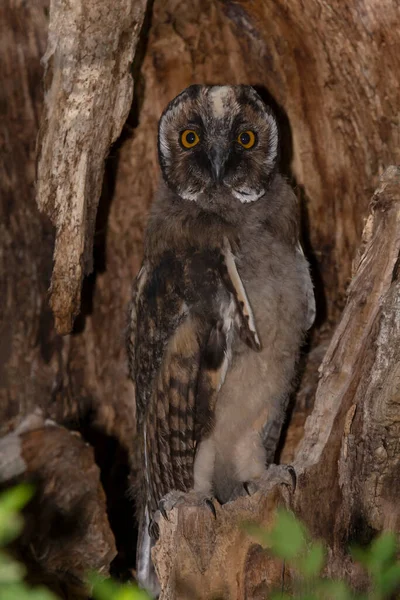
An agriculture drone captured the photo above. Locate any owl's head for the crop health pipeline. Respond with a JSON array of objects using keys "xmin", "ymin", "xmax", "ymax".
[{"xmin": 158, "ymin": 85, "xmax": 279, "ymax": 206}]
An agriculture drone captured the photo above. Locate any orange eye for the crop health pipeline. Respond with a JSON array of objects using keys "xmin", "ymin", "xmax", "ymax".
[
  {"xmin": 237, "ymin": 130, "xmax": 256, "ymax": 149},
  {"xmin": 180, "ymin": 129, "xmax": 200, "ymax": 148}
]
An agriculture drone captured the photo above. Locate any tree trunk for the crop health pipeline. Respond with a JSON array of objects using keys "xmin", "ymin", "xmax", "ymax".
[{"xmin": 1, "ymin": 0, "xmax": 399, "ymax": 596}]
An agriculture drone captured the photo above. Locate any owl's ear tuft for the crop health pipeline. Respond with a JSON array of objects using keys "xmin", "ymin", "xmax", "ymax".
[
  {"xmin": 158, "ymin": 86, "xmax": 201, "ymax": 175},
  {"xmin": 264, "ymin": 110, "xmax": 279, "ymax": 170},
  {"xmin": 245, "ymin": 86, "xmax": 279, "ymax": 171}
]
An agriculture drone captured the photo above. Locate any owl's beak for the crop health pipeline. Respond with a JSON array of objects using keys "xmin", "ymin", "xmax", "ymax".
[{"xmin": 209, "ymin": 147, "xmax": 227, "ymax": 182}]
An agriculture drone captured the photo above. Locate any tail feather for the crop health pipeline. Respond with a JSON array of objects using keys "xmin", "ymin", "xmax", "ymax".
[{"xmin": 137, "ymin": 506, "xmax": 160, "ymax": 598}]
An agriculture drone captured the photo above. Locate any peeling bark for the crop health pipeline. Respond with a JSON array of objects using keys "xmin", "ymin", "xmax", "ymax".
[
  {"xmin": 36, "ymin": 0, "xmax": 148, "ymax": 334},
  {"xmin": 294, "ymin": 166, "xmax": 400, "ymax": 561}
]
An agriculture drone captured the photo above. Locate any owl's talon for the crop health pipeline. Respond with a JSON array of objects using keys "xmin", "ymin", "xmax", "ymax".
[
  {"xmin": 205, "ymin": 498, "xmax": 216, "ymax": 518},
  {"xmin": 244, "ymin": 464, "xmax": 297, "ymax": 497},
  {"xmin": 243, "ymin": 481, "xmax": 251, "ymax": 496},
  {"xmin": 287, "ymin": 465, "xmax": 297, "ymax": 491},
  {"xmin": 158, "ymin": 500, "xmax": 169, "ymax": 521},
  {"xmin": 148, "ymin": 518, "xmax": 160, "ymax": 540},
  {"xmin": 155, "ymin": 490, "xmax": 217, "ymax": 522}
]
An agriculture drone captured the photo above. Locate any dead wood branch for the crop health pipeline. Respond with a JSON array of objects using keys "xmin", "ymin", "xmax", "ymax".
[{"xmin": 36, "ymin": 0, "xmax": 149, "ymax": 334}]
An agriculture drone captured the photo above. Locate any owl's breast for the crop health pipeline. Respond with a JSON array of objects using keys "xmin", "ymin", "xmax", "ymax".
[{"xmin": 236, "ymin": 240, "xmax": 314, "ymax": 355}]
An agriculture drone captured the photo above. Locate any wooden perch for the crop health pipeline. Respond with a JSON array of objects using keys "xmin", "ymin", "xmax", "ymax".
[
  {"xmin": 153, "ymin": 167, "xmax": 400, "ymax": 598},
  {"xmin": 36, "ymin": 0, "xmax": 149, "ymax": 334},
  {"xmin": 153, "ymin": 486, "xmax": 292, "ymax": 600},
  {"xmin": 0, "ymin": 412, "xmax": 116, "ymax": 590}
]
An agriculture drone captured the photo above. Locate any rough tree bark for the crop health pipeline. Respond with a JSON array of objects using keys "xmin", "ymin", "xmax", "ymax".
[
  {"xmin": 36, "ymin": 0, "xmax": 148, "ymax": 335},
  {"xmin": 0, "ymin": 411, "xmax": 116, "ymax": 595},
  {"xmin": 1, "ymin": 0, "xmax": 399, "ymax": 597}
]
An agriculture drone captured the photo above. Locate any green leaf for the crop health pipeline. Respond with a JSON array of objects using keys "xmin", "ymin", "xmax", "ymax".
[
  {"xmin": 351, "ymin": 545, "xmax": 371, "ymax": 569},
  {"xmin": 245, "ymin": 510, "xmax": 307, "ymax": 561},
  {"xmin": 369, "ymin": 532, "xmax": 397, "ymax": 573},
  {"xmin": 0, "ymin": 511, "xmax": 24, "ymax": 546},
  {"xmin": 90, "ymin": 573, "xmax": 152, "ymax": 600},
  {"xmin": 300, "ymin": 542, "xmax": 325, "ymax": 578},
  {"xmin": 0, "ymin": 484, "xmax": 34, "ymax": 513},
  {"xmin": 115, "ymin": 587, "xmax": 152, "ymax": 600},
  {"xmin": 0, "ymin": 550, "xmax": 26, "ymax": 583},
  {"xmin": 352, "ymin": 532, "xmax": 398, "ymax": 578},
  {"xmin": 89, "ymin": 573, "xmax": 120, "ymax": 600},
  {"xmin": 0, "ymin": 484, "xmax": 35, "ymax": 546},
  {"xmin": 314, "ymin": 578, "xmax": 355, "ymax": 600},
  {"xmin": 0, "ymin": 582, "xmax": 58, "ymax": 600},
  {"xmin": 377, "ymin": 563, "xmax": 400, "ymax": 596}
]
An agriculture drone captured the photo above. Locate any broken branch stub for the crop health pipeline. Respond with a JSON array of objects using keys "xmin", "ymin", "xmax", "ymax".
[
  {"xmin": 293, "ymin": 166, "xmax": 400, "ymax": 580},
  {"xmin": 36, "ymin": 0, "xmax": 148, "ymax": 334}
]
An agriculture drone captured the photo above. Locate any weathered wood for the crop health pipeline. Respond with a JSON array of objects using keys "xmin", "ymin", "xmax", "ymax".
[
  {"xmin": 1, "ymin": 2, "xmax": 138, "ymax": 586},
  {"xmin": 36, "ymin": 0, "xmax": 149, "ymax": 334},
  {"xmin": 294, "ymin": 166, "xmax": 400, "ymax": 585},
  {"xmin": 152, "ymin": 167, "xmax": 400, "ymax": 598},
  {"xmin": 0, "ymin": 411, "xmax": 116, "ymax": 593},
  {"xmin": 153, "ymin": 487, "xmax": 292, "ymax": 600},
  {"xmin": 0, "ymin": 0, "xmax": 56, "ymax": 430}
]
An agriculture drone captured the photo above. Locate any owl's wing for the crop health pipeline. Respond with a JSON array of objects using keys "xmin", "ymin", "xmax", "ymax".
[
  {"xmin": 131, "ymin": 243, "xmax": 262, "ymax": 515},
  {"xmin": 220, "ymin": 238, "xmax": 262, "ymax": 351},
  {"xmin": 127, "ymin": 264, "xmax": 148, "ymax": 414},
  {"xmin": 296, "ymin": 242, "xmax": 316, "ymax": 330}
]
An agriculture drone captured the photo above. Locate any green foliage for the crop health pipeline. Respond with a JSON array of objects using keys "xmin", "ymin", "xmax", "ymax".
[
  {"xmin": 90, "ymin": 573, "xmax": 152, "ymax": 600},
  {"xmin": 0, "ymin": 484, "xmax": 56, "ymax": 600},
  {"xmin": 1, "ymin": 483, "xmax": 399, "ymax": 600},
  {"xmin": 246, "ymin": 509, "xmax": 400, "ymax": 600},
  {"xmin": 0, "ymin": 484, "xmax": 151, "ymax": 600}
]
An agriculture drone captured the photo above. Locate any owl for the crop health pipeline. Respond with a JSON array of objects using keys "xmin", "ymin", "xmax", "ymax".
[{"xmin": 127, "ymin": 85, "xmax": 315, "ymax": 593}]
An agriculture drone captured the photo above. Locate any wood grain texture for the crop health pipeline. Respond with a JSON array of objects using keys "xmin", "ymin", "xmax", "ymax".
[
  {"xmin": 294, "ymin": 166, "xmax": 400, "ymax": 581},
  {"xmin": 36, "ymin": 0, "xmax": 148, "ymax": 334},
  {"xmin": 0, "ymin": 0, "xmax": 56, "ymax": 429},
  {"xmin": 153, "ymin": 486, "xmax": 291, "ymax": 600},
  {"xmin": 0, "ymin": 412, "xmax": 116, "ymax": 597},
  {"xmin": 0, "ymin": 0, "xmax": 137, "ymax": 586}
]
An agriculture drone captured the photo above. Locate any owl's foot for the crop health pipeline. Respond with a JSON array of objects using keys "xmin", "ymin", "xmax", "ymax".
[
  {"xmin": 243, "ymin": 464, "xmax": 296, "ymax": 497},
  {"xmin": 157, "ymin": 489, "xmax": 216, "ymax": 522},
  {"xmin": 148, "ymin": 518, "xmax": 160, "ymax": 540},
  {"xmin": 149, "ymin": 490, "xmax": 215, "ymax": 539}
]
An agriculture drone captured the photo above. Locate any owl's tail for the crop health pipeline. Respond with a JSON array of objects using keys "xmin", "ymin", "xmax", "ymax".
[
  {"xmin": 137, "ymin": 506, "xmax": 160, "ymax": 598},
  {"xmin": 262, "ymin": 414, "xmax": 285, "ymax": 463}
]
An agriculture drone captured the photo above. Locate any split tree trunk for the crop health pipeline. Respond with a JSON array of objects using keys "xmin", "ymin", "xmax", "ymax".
[{"xmin": 1, "ymin": 0, "xmax": 399, "ymax": 597}]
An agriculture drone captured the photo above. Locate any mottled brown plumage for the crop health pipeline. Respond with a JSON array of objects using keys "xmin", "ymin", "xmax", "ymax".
[{"xmin": 127, "ymin": 85, "xmax": 315, "ymax": 594}]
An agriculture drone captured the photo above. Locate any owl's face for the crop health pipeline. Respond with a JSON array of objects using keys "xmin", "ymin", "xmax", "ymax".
[{"xmin": 158, "ymin": 85, "xmax": 279, "ymax": 206}]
